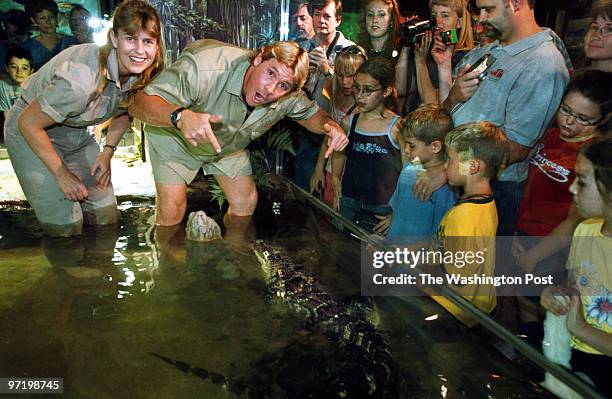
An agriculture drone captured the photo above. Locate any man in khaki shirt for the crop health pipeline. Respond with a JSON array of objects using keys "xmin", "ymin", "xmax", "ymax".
[{"xmin": 129, "ymin": 39, "xmax": 348, "ymax": 226}]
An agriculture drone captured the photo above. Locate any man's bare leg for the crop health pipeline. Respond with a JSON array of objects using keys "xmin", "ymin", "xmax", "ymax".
[
  {"xmin": 214, "ymin": 175, "xmax": 258, "ymax": 216},
  {"xmin": 215, "ymin": 175, "xmax": 258, "ymax": 250},
  {"xmin": 155, "ymin": 183, "xmax": 188, "ymax": 226}
]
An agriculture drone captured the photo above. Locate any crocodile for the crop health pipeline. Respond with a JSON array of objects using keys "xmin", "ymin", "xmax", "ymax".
[{"xmin": 252, "ymin": 240, "xmax": 396, "ymax": 398}]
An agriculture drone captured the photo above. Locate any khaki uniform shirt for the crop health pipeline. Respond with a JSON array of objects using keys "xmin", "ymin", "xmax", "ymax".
[
  {"xmin": 144, "ymin": 39, "xmax": 319, "ymax": 162},
  {"xmin": 20, "ymin": 43, "xmax": 135, "ymax": 128}
]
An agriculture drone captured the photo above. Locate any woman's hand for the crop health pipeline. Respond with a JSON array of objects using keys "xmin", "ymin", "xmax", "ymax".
[
  {"xmin": 90, "ymin": 149, "xmax": 114, "ymax": 190},
  {"xmin": 431, "ymin": 33, "xmax": 453, "ymax": 67},
  {"xmin": 414, "ymin": 30, "xmax": 433, "ymax": 62},
  {"xmin": 56, "ymin": 166, "xmax": 88, "ymax": 201}
]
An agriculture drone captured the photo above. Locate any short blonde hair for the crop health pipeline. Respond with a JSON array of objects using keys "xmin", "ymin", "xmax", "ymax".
[
  {"xmin": 251, "ymin": 41, "xmax": 309, "ymax": 91},
  {"xmin": 330, "ymin": 45, "xmax": 367, "ymax": 121},
  {"xmin": 429, "ymin": 0, "xmax": 474, "ymax": 51},
  {"xmin": 445, "ymin": 121, "xmax": 508, "ymax": 178},
  {"xmin": 402, "ymin": 104, "xmax": 454, "ymax": 144}
]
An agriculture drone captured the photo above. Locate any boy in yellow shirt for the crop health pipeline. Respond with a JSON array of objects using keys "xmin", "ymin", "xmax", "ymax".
[{"xmin": 431, "ymin": 121, "xmax": 508, "ymax": 326}]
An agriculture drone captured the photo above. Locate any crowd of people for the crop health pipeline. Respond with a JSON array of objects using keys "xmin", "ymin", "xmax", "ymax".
[{"xmin": 0, "ymin": 0, "xmax": 610, "ymax": 395}]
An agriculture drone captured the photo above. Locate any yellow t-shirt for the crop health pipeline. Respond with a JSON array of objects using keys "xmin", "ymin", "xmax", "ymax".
[
  {"xmin": 431, "ymin": 196, "xmax": 498, "ymax": 326},
  {"xmin": 567, "ymin": 218, "xmax": 612, "ymax": 355}
]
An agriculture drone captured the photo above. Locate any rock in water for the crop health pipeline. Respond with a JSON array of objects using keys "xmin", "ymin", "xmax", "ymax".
[{"xmin": 185, "ymin": 211, "xmax": 222, "ymax": 242}]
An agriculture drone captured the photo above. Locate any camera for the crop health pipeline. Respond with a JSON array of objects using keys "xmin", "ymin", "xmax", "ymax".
[
  {"xmin": 400, "ymin": 18, "xmax": 436, "ymax": 46},
  {"xmin": 440, "ymin": 29, "xmax": 458, "ymax": 45},
  {"xmin": 466, "ymin": 53, "xmax": 497, "ymax": 80}
]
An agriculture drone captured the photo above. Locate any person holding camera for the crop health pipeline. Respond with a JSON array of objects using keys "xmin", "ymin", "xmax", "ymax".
[
  {"xmin": 395, "ymin": 1, "xmax": 474, "ymax": 114},
  {"xmin": 292, "ymin": 0, "xmax": 354, "ymax": 191},
  {"xmin": 443, "ymin": 0, "xmax": 570, "ymax": 238},
  {"xmin": 414, "ymin": 0, "xmax": 474, "ymax": 105}
]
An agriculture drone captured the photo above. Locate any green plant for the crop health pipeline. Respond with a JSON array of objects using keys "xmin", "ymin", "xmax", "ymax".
[{"xmin": 206, "ymin": 124, "xmax": 295, "ymax": 209}]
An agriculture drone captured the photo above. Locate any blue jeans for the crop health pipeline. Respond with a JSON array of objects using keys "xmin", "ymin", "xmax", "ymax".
[
  {"xmin": 492, "ymin": 180, "xmax": 526, "ymax": 236},
  {"xmin": 339, "ymin": 196, "xmax": 392, "ymax": 233}
]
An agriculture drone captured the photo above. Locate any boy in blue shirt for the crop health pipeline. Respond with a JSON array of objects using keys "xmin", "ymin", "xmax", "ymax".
[
  {"xmin": 374, "ymin": 104, "xmax": 457, "ymax": 243},
  {"xmin": 0, "ymin": 47, "xmax": 33, "ymax": 116}
]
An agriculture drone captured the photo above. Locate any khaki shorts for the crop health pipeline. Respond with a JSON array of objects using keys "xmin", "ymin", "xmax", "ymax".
[{"xmin": 147, "ymin": 129, "xmax": 252, "ymax": 185}]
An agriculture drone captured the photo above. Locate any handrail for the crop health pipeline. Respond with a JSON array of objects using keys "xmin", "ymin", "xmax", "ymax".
[{"xmin": 278, "ymin": 175, "xmax": 605, "ymax": 399}]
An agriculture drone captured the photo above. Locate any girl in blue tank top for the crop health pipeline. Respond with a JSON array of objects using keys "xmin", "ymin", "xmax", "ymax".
[{"xmin": 331, "ymin": 57, "xmax": 405, "ymax": 232}]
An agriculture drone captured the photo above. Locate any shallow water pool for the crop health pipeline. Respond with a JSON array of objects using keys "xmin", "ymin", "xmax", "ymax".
[{"xmin": 0, "ymin": 179, "xmax": 553, "ymax": 398}]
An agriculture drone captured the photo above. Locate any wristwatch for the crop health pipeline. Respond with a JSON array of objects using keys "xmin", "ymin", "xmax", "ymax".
[
  {"xmin": 323, "ymin": 68, "xmax": 334, "ymax": 78},
  {"xmin": 170, "ymin": 107, "xmax": 186, "ymax": 127}
]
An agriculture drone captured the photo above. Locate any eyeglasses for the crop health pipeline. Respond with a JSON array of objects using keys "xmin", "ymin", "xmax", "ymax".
[
  {"xmin": 587, "ymin": 23, "xmax": 612, "ymax": 36},
  {"xmin": 558, "ymin": 104, "xmax": 601, "ymax": 126},
  {"xmin": 337, "ymin": 45, "xmax": 367, "ymax": 58},
  {"xmin": 352, "ymin": 85, "xmax": 384, "ymax": 97}
]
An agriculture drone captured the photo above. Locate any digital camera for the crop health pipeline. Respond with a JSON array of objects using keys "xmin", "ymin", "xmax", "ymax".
[{"xmin": 440, "ymin": 29, "xmax": 458, "ymax": 45}]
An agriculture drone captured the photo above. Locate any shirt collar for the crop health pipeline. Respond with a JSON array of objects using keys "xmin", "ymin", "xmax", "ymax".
[
  {"xmin": 226, "ymin": 55, "xmax": 251, "ymax": 98},
  {"xmin": 497, "ymin": 30, "xmax": 551, "ymax": 56}
]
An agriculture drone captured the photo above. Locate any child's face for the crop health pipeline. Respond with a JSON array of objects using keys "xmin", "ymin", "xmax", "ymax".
[
  {"xmin": 6, "ymin": 57, "xmax": 33, "ymax": 84},
  {"xmin": 353, "ymin": 72, "xmax": 387, "ymax": 113},
  {"xmin": 335, "ymin": 71, "xmax": 356, "ymax": 96},
  {"xmin": 569, "ymin": 155, "xmax": 605, "ymax": 219},
  {"xmin": 404, "ymin": 134, "xmax": 434, "ymax": 165},
  {"xmin": 444, "ymin": 145, "xmax": 467, "ymax": 186},
  {"xmin": 557, "ymin": 91, "xmax": 603, "ymax": 140}
]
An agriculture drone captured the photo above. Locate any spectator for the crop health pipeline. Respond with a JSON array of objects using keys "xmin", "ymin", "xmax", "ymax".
[
  {"xmin": 396, "ymin": 0, "xmax": 474, "ymax": 113},
  {"xmin": 416, "ymin": 0, "xmax": 475, "ymax": 105},
  {"xmin": 331, "ymin": 57, "xmax": 403, "ymax": 232},
  {"xmin": 290, "ymin": 1, "xmax": 315, "ymax": 48},
  {"xmin": 292, "ymin": 0, "xmax": 354, "ymax": 191},
  {"xmin": 581, "ymin": 0, "xmax": 612, "ymax": 73},
  {"xmin": 541, "ymin": 138, "xmax": 612, "ymax": 397},
  {"xmin": 0, "ymin": 10, "xmax": 31, "ymax": 78},
  {"xmin": 23, "ymin": 0, "xmax": 79, "ymax": 70},
  {"xmin": 442, "ymin": 0, "xmax": 570, "ymax": 237},
  {"xmin": 431, "ymin": 121, "xmax": 508, "ymax": 326},
  {"xmin": 374, "ymin": 104, "xmax": 457, "ymax": 243},
  {"xmin": 68, "ymin": 5, "xmax": 93, "ymax": 44},
  {"xmin": 357, "ymin": 0, "xmax": 402, "ymax": 61},
  {"xmin": 0, "ymin": 47, "xmax": 33, "ymax": 116},
  {"xmin": 310, "ymin": 45, "xmax": 367, "ymax": 205},
  {"xmin": 512, "ymin": 70, "xmax": 611, "ymax": 346},
  {"xmin": 1, "ymin": 9, "xmax": 31, "ymax": 47}
]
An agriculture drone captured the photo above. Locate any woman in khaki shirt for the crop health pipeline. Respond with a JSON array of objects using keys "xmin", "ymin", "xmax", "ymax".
[{"xmin": 5, "ymin": 0, "xmax": 164, "ymax": 237}]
